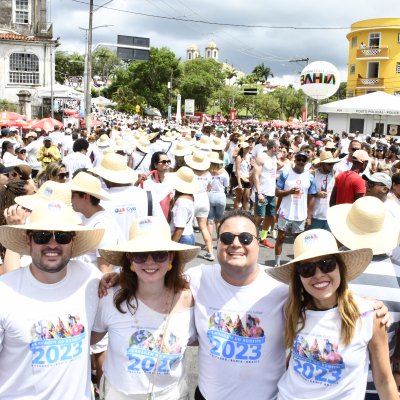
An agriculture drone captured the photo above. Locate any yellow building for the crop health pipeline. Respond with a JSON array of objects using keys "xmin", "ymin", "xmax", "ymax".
[{"xmin": 346, "ymin": 18, "xmax": 400, "ymax": 97}]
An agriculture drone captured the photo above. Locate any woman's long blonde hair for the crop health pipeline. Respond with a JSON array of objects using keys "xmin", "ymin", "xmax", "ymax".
[{"xmin": 285, "ymin": 256, "xmax": 360, "ymax": 348}]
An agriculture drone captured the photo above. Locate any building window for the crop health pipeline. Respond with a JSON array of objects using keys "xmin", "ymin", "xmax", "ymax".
[
  {"xmin": 9, "ymin": 53, "xmax": 39, "ymax": 84},
  {"xmin": 369, "ymin": 32, "xmax": 380, "ymax": 48},
  {"xmin": 188, "ymin": 53, "xmax": 192, "ymax": 60},
  {"xmin": 351, "ymin": 37, "xmax": 357, "ymax": 48},
  {"xmin": 350, "ymin": 64, "xmax": 355, "ymax": 74},
  {"xmin": 213, "ymin": 50, "xmax": 217, "ymax": 58},
  {"xmin": 14, "ymin": 0, "xmax": 30, "ymax": 24},
  {"xmin": 398, "ymin": 33, "xmax": 400, "ymax": 43},
  {"xmin": 397, "ymin": 62, "xmax": 400, "ymax": 74}
]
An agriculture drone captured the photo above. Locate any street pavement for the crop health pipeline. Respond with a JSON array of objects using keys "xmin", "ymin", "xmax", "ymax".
[{"xmin": 184, "ymin": 199, "xmax": 295, "ymax": 398}]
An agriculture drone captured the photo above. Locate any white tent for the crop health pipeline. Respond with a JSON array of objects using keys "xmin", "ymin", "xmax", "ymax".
[
  {"xmin": 319, "ymin": 91, "xmax": 400, "ymax": 135},
  {"xmin": 37, "ymin": 84, "xmax": 83, "ymax": 99},
  {"xmin": 319, "ymin": 91, "xmax": 400, "ymax": 116},
  {"xmin": 91, "ymin": 96, "xmax": 116, "ymax": 106}
]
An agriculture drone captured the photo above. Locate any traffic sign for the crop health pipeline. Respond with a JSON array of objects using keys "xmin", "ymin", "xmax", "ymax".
[{"xmin": 243, "ymin": 88, "xmax": 258, "ymax": 96}]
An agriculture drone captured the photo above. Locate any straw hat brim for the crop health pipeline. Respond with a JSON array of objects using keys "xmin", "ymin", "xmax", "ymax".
[
  {"xmin": 97, "ymin": 139, "xmax": 111, "ymax": 147},
  {"xmin": 89, "ymin": 165, "xmax": 139, "ymax": 185},
  {"xmin": 172, "ymin": 148, "xmax": 193, "ymax": 157},
  {"xmin": 0, "ymin": 225, "xmax": 104, "ymax": 258},
  {"xmin": 68, "ymin": 182, "xmax": 111, "ymax": 201},
  {"xmin": 209, "ymin": 158, "xmax": 224, "ymax": 164},
  {"xmin": 320, "ymin": 157, "xmax": 340, "ymax": 164},
  {"xmin": 164, "ymin": 173, "xmax": 199, "ymax": 195},
  {"xmin": 327, "ymin": 204, "xmax": 398, "ymax": 255},
  {"xmin": 99, "ymin": 240, "xmax": 200, "ymax": 267},
  {"xmin": 265, "ymin": 247, "xmax": 373, "ymax": 284},
  {"xmin": 211, "ymin": 143, "xmax": 225, "ymax": 151},
  {"xmin": 184, "ymin": 155, "xmax": 210, "ymax": 171},
  {"xmin": 160, "ymin": 135, "xmax": 177, "ymax": 142},
  {"xmin": 195, "ymin": 142, "xmax": 211, "ymax": 150},
  {"xmin": 136, "ymin": 143, "xmax": 150, "ymax": 153}
]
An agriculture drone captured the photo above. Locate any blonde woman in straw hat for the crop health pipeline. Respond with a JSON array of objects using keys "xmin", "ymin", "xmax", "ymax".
[
  {"xmin": 183, "ymin": 151, "xmax": 214, "ymax": 261},
  {"xmin": 266, "ymin": 229, "xmax": 398, "ymax": 399},
  {"xmin": 207, "ymin": 152, "xmax": 229, "ymax": 239},
  {"xmin": 165, "ymin": 166, "xmax": 199, "ymax": 246},
  {"xmin": 0, "ymin": 201, "xmax": 104, "ymax": 399},
  {"xmin": 92, "ymin": 216, "xmax": 199, "ymax": 400}
]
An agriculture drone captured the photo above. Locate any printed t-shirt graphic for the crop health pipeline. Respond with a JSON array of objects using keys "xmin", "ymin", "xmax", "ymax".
[
  {"xmin": 207, "ymin": 310, "xmax": 266, "ymax": 363},
  {"xmin": 30, "ymin": 314, "xmax": 85, "ymax": 367}
]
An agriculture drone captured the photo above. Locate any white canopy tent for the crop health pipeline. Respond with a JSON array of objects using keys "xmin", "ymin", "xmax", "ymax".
[
  {"xmin": 319, "ymin": 91, "xmax": 400, "ymax": 136},
  {"xmin": 37, "ymin": 84, "xmax": 83, "ymax": 99},
  {"xmin": 91, "ymin": 96, "xmax": 116, "ymax": 106}
]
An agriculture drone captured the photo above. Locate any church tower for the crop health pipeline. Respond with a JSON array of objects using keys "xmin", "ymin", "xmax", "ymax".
[
  {"xmin": 186, "ymin": 44, "xmax": 200, "ymax": 61},
  {"xmin": 205, "ymin": 41, "xmax": 219, "ymax": 61}
]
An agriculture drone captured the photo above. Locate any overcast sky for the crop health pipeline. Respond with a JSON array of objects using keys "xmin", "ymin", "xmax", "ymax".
[{"xmin": 51, "ymin": 0, "xmax": 397, "ymax": 86}]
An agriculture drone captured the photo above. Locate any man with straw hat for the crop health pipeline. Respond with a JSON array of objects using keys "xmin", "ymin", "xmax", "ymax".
[
  {"xmin": 328, "ymin": 196, "xmax": 400, "ymax": 398},
  {"xmin": 90, "ymin": 153, "xmax": 164, "ymax": 240},
  {"xmin": 0, "ymin": 201, "xmax": 104, "ymax": 399}
]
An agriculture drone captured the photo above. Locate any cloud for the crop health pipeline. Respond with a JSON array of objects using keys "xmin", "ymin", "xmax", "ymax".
[{"xmin": 51, "ymin": 0, "xmax": 396, "ymax": 83}]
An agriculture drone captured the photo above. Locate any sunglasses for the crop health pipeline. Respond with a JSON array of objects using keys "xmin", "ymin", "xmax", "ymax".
[
  {"xmin": 127, "ymin": 251, "xmax": 169, "ymax": 264},
  {"xmin": 158, "ymin": 160, "xmax": 171, "ymax": 165},
  {"xmin": 219, "ymin": 232, "xmax": 257, "ymax": 246},
  {"xmin": 297, "ymin": 256, "xmax": 337, "ymax": 278},
  {"xmin": 350, "ymin": 147, "xmax": 360, "ymax": 152},
  {"xmin": 58, "ymin": 172, "xmax": 69, "ymax": 179},
  {"xmin": 295, "ymin": 157, "xmax": 307, "ymax": 163},
  {"xmin": 18, "ymin": 150, "xmax": 27, "ymax": 154},
  {"xmin": 28, "ymin": 231, "xmax": 76, "ymax": 245}
]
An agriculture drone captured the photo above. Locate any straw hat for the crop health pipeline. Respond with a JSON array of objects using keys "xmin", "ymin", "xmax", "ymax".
[
  {"xmin": 160, "ymin": 131, "xmax": 178, "ymax": 142},
  {"xmin": 97, "ymin": 134, "xmax": 111, "ymax": 147},
  {"xmin": 195, "ymin": 135, "xmax": 211, "ymax": 150},
  {"xmin": 265, "ymin": 229, "xmax": 373, "ymax": 284},
  {"xmin": 136, "ymin": 136, "xmax": 150, "ymax": 154},
  {"xmin": 210, "ymin": 137, "xmax": 225, "ymax": 151},
  {"xmin": 15, "ymin": 181, "xmax": 80, "ymax": 223},
  {"xmin": 180, "ymin": 135, "xmax": 195, "ymax": 145},
  {"xmin": 0, "ymin": 201, "xmax": 104, "ymax": 258},
  {"xmin": 208, "ymin": 151, "xmax": 224, "ymax": 164},
  {"xmin": 171, "ymin": 142, "xmax": 193, "ymax": 157},
  {"xmin": 89, "ymin": 153, "xmax": 139, "ymax": 184},
  {"xmin": 99, "ymin": 216, "xmax": 200, "ymax": 267},
  {"xmin": 164, "ymin": 166, "xmax": 199, "ymax": 194},
  {"xmin": 113, "ymin": 138, "xmax": 130, "ymax": 153},
  {"xmin": 325, "ymin": 141, "xmax": 336, "ymax": 150},
  {"xmin": 184, "ymin": 151, "xmax": 211, "ymax": 171},
  {"xmin": 68, "ymin": 172, "xmax": 110, "ymax": 200},
  {"xmin": 318, "ymin": 151, "xmax": 340, "ymax": 164},
  {"xmin": 327, "ymin": 196, "xmax": 399, "ymax": 255},
  {"xmin": 239, "ymin": 142, "xmax": 249, "ymax": 149}
]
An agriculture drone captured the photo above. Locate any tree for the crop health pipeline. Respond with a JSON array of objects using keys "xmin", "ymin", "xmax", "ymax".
[
  {"xmin": 91, "ymin": 48, "xmax": 120, "ymax": 82},
  {"xmin": 180, "ymin": 58, "xmax": 225, "ymax": 111},
  {"xmin": 252, "ymin": 63, "xmax": 274, "ymax": 84},
  {"xmin": 55, "ymin": 51, "xmax": 84, "ymax": 84},
  {"xmin": 223, "ymin": 66, "xmax": 237, "ymax": 86},
  {"xmin": 273, "ymin": 86, "xmax": 305, "ymax": 120}
]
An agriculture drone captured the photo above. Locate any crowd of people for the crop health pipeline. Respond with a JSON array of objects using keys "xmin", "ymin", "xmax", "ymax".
[{"xmin": 0, "ymin": 111, "xmax": 399, "ymax": 399}]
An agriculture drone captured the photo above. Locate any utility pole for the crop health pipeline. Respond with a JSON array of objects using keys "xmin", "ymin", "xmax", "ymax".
[
  {"xmin": 168, "ymin": 70, "xmax": 172, "ymax": 120},
  {"xmin": 289, "ymin": 57, "xmax": 309, "ymax": 122}
]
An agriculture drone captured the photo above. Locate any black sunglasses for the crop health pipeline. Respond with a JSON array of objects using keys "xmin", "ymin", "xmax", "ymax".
[
  {"xmin": 158, "ymin": 160, "xmax": 171, "ymax": 165},
  {"xmin": 58, "ymin": 172, "xmax": 69, "ymax": 179},
  {"xmin": 219, "ymin": 232, "xmax": 257, "ymax": 246},
  {"xmin": 350, "ymin": 147, "xmax": 360, "ymax": 152},
  {"xmin": 127, "ymin": 251, "xmax": 169, "ymax": 264},
  {"xmin": 28, "ymin": 231, "xmax": 76, "ymax": 245},
  {"xmin": 297, "ymin": 256, "xmax": 337, "ymax": 278}
]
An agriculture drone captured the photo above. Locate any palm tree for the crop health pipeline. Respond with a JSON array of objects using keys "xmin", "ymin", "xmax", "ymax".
[
  {"xmin": 224, "ymin": 67, "xmax": 237, "ymax": 86},
  {"xmin": 252, "ymin": 63, "xmax": 274, "ymax": 84}
]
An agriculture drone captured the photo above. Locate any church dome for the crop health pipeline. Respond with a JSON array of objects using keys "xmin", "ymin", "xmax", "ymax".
[
  {"xmin": 206, "ymin": 41, "xmax": 218, "ymax": 49},
  {"xmin": 187, "ymin": 43, "xmax": 199, "ymax": 51}
]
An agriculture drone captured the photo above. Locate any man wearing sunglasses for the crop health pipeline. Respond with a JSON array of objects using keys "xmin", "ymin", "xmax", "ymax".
[
  {"xmin": 333, "ymin": 139, "xmax": 362, "ymax": 175},
  {"xmin": 0, "ymin": 201, "xmax": 104, "ymax": 399}
]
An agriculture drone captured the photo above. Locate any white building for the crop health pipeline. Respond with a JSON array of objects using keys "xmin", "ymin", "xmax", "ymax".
[
  {"xmin": 186, "ymin": 41, "xmax": 219, "ymax": 61},
  {"xmin": 0, "ymin": 0, "xmax": 57, "ymax": 110}
]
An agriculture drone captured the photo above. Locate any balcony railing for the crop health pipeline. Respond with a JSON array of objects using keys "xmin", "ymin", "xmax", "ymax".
[
  {"xmin": 356, "ymin": 46, "xmax": 389, "ymax": 59},
  {"xmin": 35, "ymin": 22, "xmax": 53, "ymax": 38},
  {"xmin": 356, "ymin": 77, "xmax": 385, "ymax": 88}
]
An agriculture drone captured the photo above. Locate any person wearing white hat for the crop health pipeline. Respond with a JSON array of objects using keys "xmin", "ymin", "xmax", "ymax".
[
  {"xmin": 92, "ymin": 216, "xmax": 199, "ymax": 399},
  {"xmin": 0, "ymin": 201, "xmax": 104, "ymax": 399},
  {"xmin": 90, "ymin": 153, "xmax": 165, "ymax": 241},
  {"xmin": 132, "ymin": 136, "xmax": 151, "ymax": 173},
  {"xmin": 327, "ymin": 196, "xmax": 400, "ymax": 399},
  {"xmin": 24, "ymin": 131, "xmax": 42, "ymax": 178},
  {"xmin": 234, "ymin": 142, "xmax": 252, "ymax": 212},
  {"xmin": 266, "ymin": 229, "xmax": 397, "ymax": 399}
]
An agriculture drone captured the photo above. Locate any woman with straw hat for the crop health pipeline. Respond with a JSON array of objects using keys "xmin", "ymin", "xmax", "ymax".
[
  {"xmin": 266, "ymin": 229, "xmax": 397, "ymax": 399},
  {"xmin": 92, "ymin": 216, "xmax": 200, "ymax": 400},
  {"xmin": 165, "ymin": 166, "xmax": 198, "ymax": 246},
  {"xmin": 183, "ymin": 151, "xmax": 214, "ymax": 261},
  {"xmin": 207, "ymin": 152, "xmax": 229, "ymax": 239}
]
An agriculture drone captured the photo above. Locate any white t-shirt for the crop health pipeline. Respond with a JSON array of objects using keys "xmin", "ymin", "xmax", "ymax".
[
  {"xmin": 62, "ymin": 151, "xmax": 93, "ymax": 180},
  {"xmin": 277, "ymin": 297, "xmax": 374, "ymax": 400},
  {"xmin": 258, "ymin": 153, "xmax": 278, "ymax": 196},
  {"xmin": 93, "ymin": 288, "xmax": 195, "ymax": 396},
  {"xmin": 24, "ymin": 139, "xmax": 42, "ymax": 170},
  {"xmin": 77, "ymin": 210, "xmax": 124, "ymax": 270},
  {"xmin": 170, "ymin": 196, "xmax": 194, "ymax": 236},
  {"xmin": 132, "ymin": 151, "xmax": 151, "ymax": 173},
  {"xmin": 0, "ymin": 261, "xmax": 101, "ymax": 399},
  {"xmin": 187, "ymin": 264, "xmax": 287, "ymax": 400},
  {"xmin": 210, "ymin": 170, "xmax": 229, "ymax": 193},
  {"xmin": 312, "ymin": 169, "xmax": 335, "ymax": 220},
  {"xmin": 252, "ymin": 143, "xmax": 268, "ymax": 159},
  {"xmin": 101, "ymin": 185, "xmax": 164, "ymax": 241}
]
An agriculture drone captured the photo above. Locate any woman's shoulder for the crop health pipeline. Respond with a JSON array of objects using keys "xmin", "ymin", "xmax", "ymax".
[{"xmin": 172, "ymin": 288, "xmax": 194, "ymax": 312}]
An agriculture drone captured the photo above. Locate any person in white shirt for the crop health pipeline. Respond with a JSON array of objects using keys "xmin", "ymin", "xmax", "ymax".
[{"xmin": 62, "ymin": 138, "xmax": 93, "ymax": 180}]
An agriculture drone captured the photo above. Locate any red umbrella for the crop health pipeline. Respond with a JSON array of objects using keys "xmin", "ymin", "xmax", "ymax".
[
  {"xmin": 0, "ymin": 111, "xmax": 25, "ymax": 120},
  {"xmin": 31, "ymin": 117, "xmax": 63, "ymax": 132}
]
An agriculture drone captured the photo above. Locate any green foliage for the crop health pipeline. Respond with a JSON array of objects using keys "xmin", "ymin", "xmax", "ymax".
[
  {"xmin": 55, "ymin": 51, "xmax": 84, "ymax": 84},
  {"xmin": 273, "ymin": 86, "xmax": 305, "ymax": 119},
  {"xmin": 252, "ymin": 63, "xmax": 274, "ymax": 84},
  {"xmin": 180, "ymin": 58, "xmax": 225, "ymax": 111},
  {"xmin": 0, "ymin": 100, "xmax": 19, "ymax": 112},
  {"xmin": 91, "ymin": 48, "xmax": 120, "ymax": 82}
]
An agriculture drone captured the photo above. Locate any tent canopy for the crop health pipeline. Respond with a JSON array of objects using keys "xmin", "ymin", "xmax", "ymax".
[
  {"xmin": 91, "ymin": 96, "xmax": 116, "ymax": 106},
  {"xmin": 37, "ymin": 84, "xmax": 83, "ymax": 99},
  {"xmin": 319, "ymin": 91, "xmax": 400, "ymax": 116}
]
